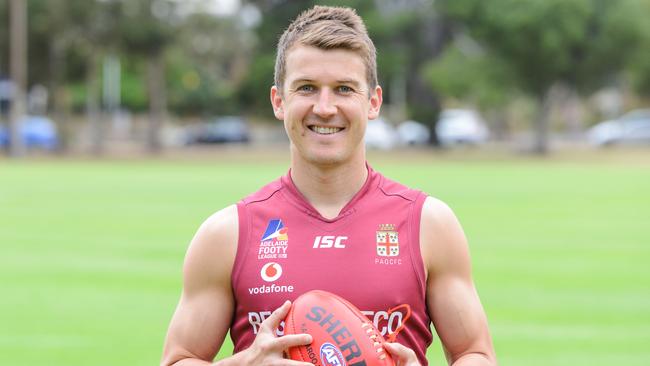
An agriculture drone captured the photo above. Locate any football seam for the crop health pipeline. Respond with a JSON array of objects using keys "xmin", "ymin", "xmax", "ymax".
[{"xmin": 331, "ymin": 294, "xmax": 390, "ymax": 364}]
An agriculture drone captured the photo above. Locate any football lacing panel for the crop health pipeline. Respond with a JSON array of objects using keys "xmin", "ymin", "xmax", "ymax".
[{"xmin": 361, "ymin": 322, "xmax": 388, "ymax": 361}]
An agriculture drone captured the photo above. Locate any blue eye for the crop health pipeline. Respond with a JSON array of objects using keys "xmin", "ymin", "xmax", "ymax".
[
  {"xmin": 337, "ymin": 85, "xmax": 355, "ymax": 94},
  {"xmin": 297, "ymin": 85, "xmax": 315, "ymax": 92}
]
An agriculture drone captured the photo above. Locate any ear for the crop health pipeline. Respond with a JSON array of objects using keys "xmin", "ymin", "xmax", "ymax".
[
  {"xmin": 367, "ymin": 85, "xmax": 383, "ymax": 120},
  {"xmin": 270, "ymin": 85, "xmax": 284, "ymax": 120}
]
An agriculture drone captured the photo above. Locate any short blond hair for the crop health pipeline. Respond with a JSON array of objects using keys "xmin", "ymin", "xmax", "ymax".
[{"xmin": 274, "ymin": 6, "xmax": 378, "ymax": 94}]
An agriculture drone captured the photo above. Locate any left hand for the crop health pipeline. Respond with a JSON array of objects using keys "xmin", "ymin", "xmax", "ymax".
[{"xmin": 383, "ymin": 342, "xmax": 420, "ymax": 366}]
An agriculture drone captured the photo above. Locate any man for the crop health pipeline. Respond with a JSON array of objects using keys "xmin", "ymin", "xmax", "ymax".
[{"xmin": 162, "ymin": 6, "xmax": 496, "ymax": 366}]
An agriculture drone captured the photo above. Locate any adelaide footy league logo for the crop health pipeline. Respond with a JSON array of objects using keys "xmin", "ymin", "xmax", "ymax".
[
  {"xmin": 260, "ymin": 262, "xmax": 282, "ymax": 282},
  {"xmin": 376, "ymin": 224, "xmax": 399, "ymax": 257},
  {"xmin": 259, "ymin": 219, "xmax": 289, "ymax": 260}
]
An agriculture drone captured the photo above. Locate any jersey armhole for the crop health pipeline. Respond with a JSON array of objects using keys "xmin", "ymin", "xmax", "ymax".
[
  {"xmin": 408, "ymin": 192, "xmax": 428, "ymax": 297},
  {"xmin": 231, "ymin": 202, "xmax": 250, "ymax": 289}
]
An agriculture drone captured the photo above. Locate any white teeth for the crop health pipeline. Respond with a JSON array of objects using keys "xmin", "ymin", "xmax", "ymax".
[{"xmin": 311, "ymin": 126, "xmax": 342, "ymax": 134}]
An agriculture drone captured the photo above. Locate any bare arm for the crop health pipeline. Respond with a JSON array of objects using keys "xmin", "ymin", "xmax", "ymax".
[
  {"xmin": 161, "ymin": 205, "xmax": 239, "ymax": 365},
  {"xmin": 161, "ymin": 205, "xmax": 313, "ymax": 366},
  {"xmin": 420, "ymin": 197, "xmax": 496, "ymax": 366}
]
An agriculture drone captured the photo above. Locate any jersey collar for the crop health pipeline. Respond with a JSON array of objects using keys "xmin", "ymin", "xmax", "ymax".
[{"xmin": 280, "ymin": 163, "xmax": 379, "ymax": 223}]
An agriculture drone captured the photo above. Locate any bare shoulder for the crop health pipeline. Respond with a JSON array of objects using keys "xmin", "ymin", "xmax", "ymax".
[
  {"xmin": 183, "ymin": 204, "xmax": 239, "ymax": 292},
  {"xmin": 420, "ymin": 197, "xmax": 496, "ymax": 364},
  {"xmin": 419, "ymin": 196, "xmax": 471, "ymax": 277},
  {"xmin": 421, "ymin": 196, "xmax": 458, "ymax": 227}
]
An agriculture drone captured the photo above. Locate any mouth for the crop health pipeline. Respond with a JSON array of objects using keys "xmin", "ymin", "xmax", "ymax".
[{"xmin": 308, "ymin": 125, "xmax": 344, "ymax": 135}]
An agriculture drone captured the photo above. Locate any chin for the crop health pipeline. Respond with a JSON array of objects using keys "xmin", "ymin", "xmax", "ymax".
[
  {"xmin": 304, "ymin": 150, "xmax": 349, "ymax": 167},
  {"xmin": 307, "ymin": 156, "xmax": 344, "ymax": 167}
]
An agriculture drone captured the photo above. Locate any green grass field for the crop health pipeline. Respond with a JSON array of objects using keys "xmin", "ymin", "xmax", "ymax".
[{"xmin": 1, "ymin": 152, "xmax": 649, "ymax": 365}]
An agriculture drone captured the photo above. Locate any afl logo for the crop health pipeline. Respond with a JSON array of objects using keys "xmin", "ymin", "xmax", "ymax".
[
  {"xmin": 320, "ymin": 342, "xmax": 346, "ymax": 366},
  {"xmin": 260, "ymin": 262, "xmax": 282, "ymax": 282}
]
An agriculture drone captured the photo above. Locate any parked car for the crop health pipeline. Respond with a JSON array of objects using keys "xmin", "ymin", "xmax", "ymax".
[
  {"xmin": 364, "ymin": 118, "xmax": 398, "ymax": 150},
  {"xmin": 435, "ymin": 109, "xmax": 488, "ymax": 146},
  {"xmin": 587, "ymin": 109, "xmax": 650, "ymax": 146},
  {"xmin": 0, "ymin": 115, "xmax": 58, "ymax": 150},
  {"xmin": 186, "ymin": 116, "xmax": 250, "ymax": 144},
  {"xmin": 397, "ymin": 120, "xmax": 430, "ymax": 146}
]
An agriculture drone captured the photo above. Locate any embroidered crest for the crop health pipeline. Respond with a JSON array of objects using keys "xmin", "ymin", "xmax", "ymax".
[{"xmin": 376, "ymin": 224, "xmax": 399, "ymax": 257}]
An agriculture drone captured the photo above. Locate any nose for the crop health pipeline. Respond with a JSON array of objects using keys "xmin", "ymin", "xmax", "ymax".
[{"xmin": 312, "ymin": 88, "xmax": 337, "ymax": 118}]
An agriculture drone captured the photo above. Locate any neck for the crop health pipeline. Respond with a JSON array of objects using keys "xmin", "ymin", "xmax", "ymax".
[{"xmin": 290, "ymin": 155, "xmax": 368, "ymax": 220}]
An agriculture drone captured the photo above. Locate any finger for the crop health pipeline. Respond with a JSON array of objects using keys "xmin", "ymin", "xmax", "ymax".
[
  {"xmin": 384, "ymin": 342, "xmax": 418, "ymax": 362},
  {"xmin": 274, "ymin": 333, "xmax": 313, "ymax": 350},
  {"xmin": 260, "ymin": 300, "xmax": 292, "ymax": 332}
]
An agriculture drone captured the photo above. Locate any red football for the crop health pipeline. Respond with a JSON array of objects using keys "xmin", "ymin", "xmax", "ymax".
[{"xmin": 284, "ymin": 290, "xmax": 395, "ymax": 366}]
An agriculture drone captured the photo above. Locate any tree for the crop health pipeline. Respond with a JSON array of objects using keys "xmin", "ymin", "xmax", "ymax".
[
  {"xmin": 118, "ymin": 0, "xmax": 176, "ymax": 153},
  {"xmin": 626, "ymin": 0, "xmax": 650, "ymax": 99},
  {"xmin": 423, "ymin": 43, "xmax": 516, "ymax": 139},
  {"xmin": 38, "ymin": 0, "xmax": 98, "ymax": 152},
  {"xmin": 437, "ymin": 0, "xmax": 648, "ymax": 153},
  {"xmin": 368, "ymin": 0, "xmax": 453, "ymax": 143},
  {"xmin": 8, "ymin": 0, "xmax": 27, "ymax": 157},
  {"xmin": 167, "ymin": 12, "xmax": 255, "ymax": 116}
]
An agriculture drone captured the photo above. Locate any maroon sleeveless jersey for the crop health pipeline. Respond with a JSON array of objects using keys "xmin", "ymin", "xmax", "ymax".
[{"xmin": 231, "ymin": 165, "xmax": 432, "ymax": 365}]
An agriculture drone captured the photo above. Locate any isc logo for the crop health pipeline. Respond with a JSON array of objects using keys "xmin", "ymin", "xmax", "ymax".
[{"xmin": 312, "ymin": 236, "xmax": 347, "ymax": 249}]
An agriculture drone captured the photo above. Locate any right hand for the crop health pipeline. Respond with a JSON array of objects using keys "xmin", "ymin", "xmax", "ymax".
[
  {"xmin": 241, "ymin": 300, "xmax": 314, "ymax": 366},
  {"xmin": 383, "ymin": 342, "xmax": 421, "ymax": 366}
]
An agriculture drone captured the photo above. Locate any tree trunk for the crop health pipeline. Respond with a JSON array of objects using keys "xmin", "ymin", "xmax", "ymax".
[
  {"xmin": 533, "ymin": 91, "xmax": 552, "ymax": 155},
  {"xmin": 50, "ymin": 36, "xmax": 68, "ymax": 153},
  {"xmin": 487, "ymin": 109, "xmax": 509, "ymax": 141},
  {"xmin": 86, "ymin": 50, "xmax": 103, "ymax": 155},
  {"xmin": 9, "ymin": 0, "xmax": 27, "ymax": 157},
  {"xmin": 564, "ymin": 87, "xmax": 584, "ymax": 140},
  {"xmin": 146, "ymin": 53, "xmax": 166, "ymax": 154},
  {"xmin": 49, "ymin": 0, "xmax": 69, "ymax": 154},
  {"xmin": 407, "ymin": 12, "xmax": 452, "ymax": 145}
]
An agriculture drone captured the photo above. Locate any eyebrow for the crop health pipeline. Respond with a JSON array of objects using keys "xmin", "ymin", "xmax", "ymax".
[
  {"xmin": 289, "ymin": 78, "xmax": 315, "ymax": 87},
  {"xmin": 337, "ymin": 79, "xmax": 362, "ymax": 88},
  {"xmin": 289, "ymin": 78, "xmax": 362, "ymax": 88}
]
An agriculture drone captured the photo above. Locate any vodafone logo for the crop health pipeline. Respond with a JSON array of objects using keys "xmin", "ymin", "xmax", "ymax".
[
  {"xmin": 260, "ymin": 262, "xmax": 282, "ymax": 282},
  {"xmin": 248, "ymin": 262, "xmax": 294, "ymax": 295},
  {"xmin": 250, "ymin": 263, "xmax": 293, "ymax": 295}
]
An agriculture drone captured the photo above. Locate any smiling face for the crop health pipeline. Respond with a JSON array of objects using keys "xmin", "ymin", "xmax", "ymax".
[{"xmin": 271, "ymin": 45, "xmax": 382, "ymax": 167}]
